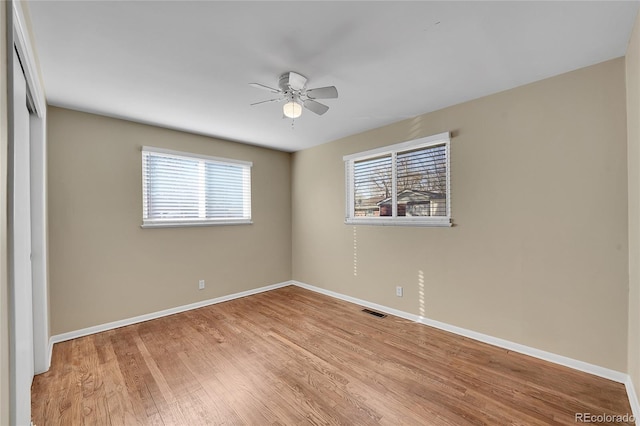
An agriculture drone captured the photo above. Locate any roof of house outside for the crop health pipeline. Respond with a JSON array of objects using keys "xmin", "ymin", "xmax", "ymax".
[{"xmin": 377, "ymin": 189, "xmax": 445, "ymax": 206}]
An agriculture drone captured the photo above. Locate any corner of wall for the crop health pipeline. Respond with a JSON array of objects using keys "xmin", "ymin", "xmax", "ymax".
[
  {"xmin": 625, "ymin": 5, "xmax": 640, "ymax": 407},
  {"xmin": 288, "ymin": 150, "xmax": 295, "ymax": 281},
  {"xmin": 628, "ymin": 8, "xmax": 640, "ymax": 412}
]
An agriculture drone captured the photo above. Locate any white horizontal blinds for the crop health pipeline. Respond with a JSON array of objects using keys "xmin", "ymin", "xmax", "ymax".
[
  {"xmin": 143, "ymin": 152, "xmax": 201, "ymax": 220},
  {"xmin": 353, "ymin": 155, "xmax": 392, "ymax": 217},
  {"xmin": 204, "ymin": 162, "xmax": 251, "ymax": 219},
  {"xmin": 396, "ymin": 144, "xmax": 447, "ymax": 217},
  {"xmin": 142, "ymin": 149, "xmax": 251, "ymax": 225}
]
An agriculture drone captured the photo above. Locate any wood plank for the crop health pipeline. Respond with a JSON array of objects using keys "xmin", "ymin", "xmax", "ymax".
[{"xmin": 32, "ymin": 286, "xmax": 634, "ymax": 425}]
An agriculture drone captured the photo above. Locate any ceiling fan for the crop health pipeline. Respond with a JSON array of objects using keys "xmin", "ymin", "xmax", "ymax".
[{"xmin": 250, "ymin": 72, "xmax": 338, "ymax": 118}]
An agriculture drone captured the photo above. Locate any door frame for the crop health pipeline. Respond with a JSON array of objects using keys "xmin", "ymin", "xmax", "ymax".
[
  {"xmin": 10, "ymin": 0, "xmax": 48, "ymax": 374},
  {"xmin": 7, "ymin": 0, "xmax": 49, "ymax": 421},
  {"xmin": 10, "ymin": 44, "xmax": 33, "ymax": 426}
]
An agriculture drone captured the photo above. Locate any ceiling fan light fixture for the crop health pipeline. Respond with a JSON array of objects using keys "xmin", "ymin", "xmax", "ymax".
[
  {"xmin": 250, "ymin": 71, "xmax": 337, "ymax": 118},
  {"xmin": 283, "ymin": 100, "xmax": 302, "ymax": 118}
]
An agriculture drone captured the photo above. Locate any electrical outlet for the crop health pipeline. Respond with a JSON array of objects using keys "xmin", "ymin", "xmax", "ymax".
[
  {"xmin": 396, "ymin": 286, "xmax": 403, "ymax": 297},
  {"xmin": 199, "ymin": 279, "xmax": 205, "ymax": 290}
]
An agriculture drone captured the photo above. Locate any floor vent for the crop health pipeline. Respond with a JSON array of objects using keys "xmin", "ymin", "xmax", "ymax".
[{"xmin": 362, "ymin": 308, "xmax": 387, "ymax": 318}]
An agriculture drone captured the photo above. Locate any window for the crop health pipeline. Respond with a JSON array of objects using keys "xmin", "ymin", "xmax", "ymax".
[
  {"xmin": 141, "ymin": 146, "xmax": 252, "ymax": 227},
  {"xmin": 344, "ymin": 132, "xmax": 451, "ymax": 226}
]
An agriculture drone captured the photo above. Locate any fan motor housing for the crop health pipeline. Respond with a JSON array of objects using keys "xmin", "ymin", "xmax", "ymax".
[{"xmin": 279, "ymin": 72, "xmax": 306, "ymax": 92}]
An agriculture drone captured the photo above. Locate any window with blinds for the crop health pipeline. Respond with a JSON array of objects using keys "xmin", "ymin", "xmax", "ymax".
[
  {"xmin": 344, "ymin": 132, "xmax": 451, "ymax": 226},
  {"xmin": 353, "ymin": 155, "xmax": 392, "ymax": 217},
  {"xmin": 141, "ymin": 147, "xmax": 252, "ymax": 227}
]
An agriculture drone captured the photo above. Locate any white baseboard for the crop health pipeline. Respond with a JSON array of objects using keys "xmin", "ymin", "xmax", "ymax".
[
  {"xmin": 49, "ymin": 280, "xmax": 291, "ymax": 345},
  {"xmin": 626, "ymin": 376, "xmax": 640, "ymax": 423},
  {"xmin": 291, "ymin": 280, "xmax": 628, "ymax": 383}
]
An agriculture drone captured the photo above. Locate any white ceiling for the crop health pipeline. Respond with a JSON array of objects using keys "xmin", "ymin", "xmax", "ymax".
[{"xmin": 27, "ymin": 1, "xmax": 639, "ymax": 152}]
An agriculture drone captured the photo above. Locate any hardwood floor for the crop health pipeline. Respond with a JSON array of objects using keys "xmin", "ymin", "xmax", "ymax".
[{"xmin": 32, "ymin": 286, "xmax": 633, "ymax": 425}]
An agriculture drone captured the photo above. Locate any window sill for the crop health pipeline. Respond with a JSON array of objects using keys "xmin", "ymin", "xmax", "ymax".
[
  {"xmin": 345, "ymin": 218, "xmax": 452, "ymax": 227},
  {"xmin": 141, "ymin": 219, "xmax": 253, "ymax": 229}
]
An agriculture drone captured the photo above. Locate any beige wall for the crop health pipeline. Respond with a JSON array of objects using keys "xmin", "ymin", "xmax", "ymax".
[
  {"xmin": 627, "ymin": 10, "xmax": 640, "ymax": 406},
  {"xmin": 1, "ymin": 2, "xmax": 10, "ymax": 425},
  {"xmin": 292, "ymin": 58, "xmax": 629, "ymax": 371},
  {"xmin": 47, "ymin": 107, "xmax": 292, "ymax": 335}
]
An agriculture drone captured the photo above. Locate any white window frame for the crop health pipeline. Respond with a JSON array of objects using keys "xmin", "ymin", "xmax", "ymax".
[
  {"xmin": 343, "ymin": 132, "xmax": 451, "ymax": 227},
  {"xmin": 141, "ymin": 146, "xmax": 252, "ymax": 228}
]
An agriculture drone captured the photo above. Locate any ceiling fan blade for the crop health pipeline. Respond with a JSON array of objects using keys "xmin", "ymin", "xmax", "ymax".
[
  {"xmin": 303, "ymin": 99, "xmax": 329, "ymax": 115},
  {"xmin": 288, "ymin": 72, "xmax": 307, "ymax": 91},
  {"xmin": 306, "ymin": 86, "xmax": 338, "ymax": 99},
  {"xmin": 249, "ymin": 83, "xmax": 281, "ymax": 93},
  {"xmin": 251, "ymin": 98, "xmax": 283, "ymax": 106}
]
